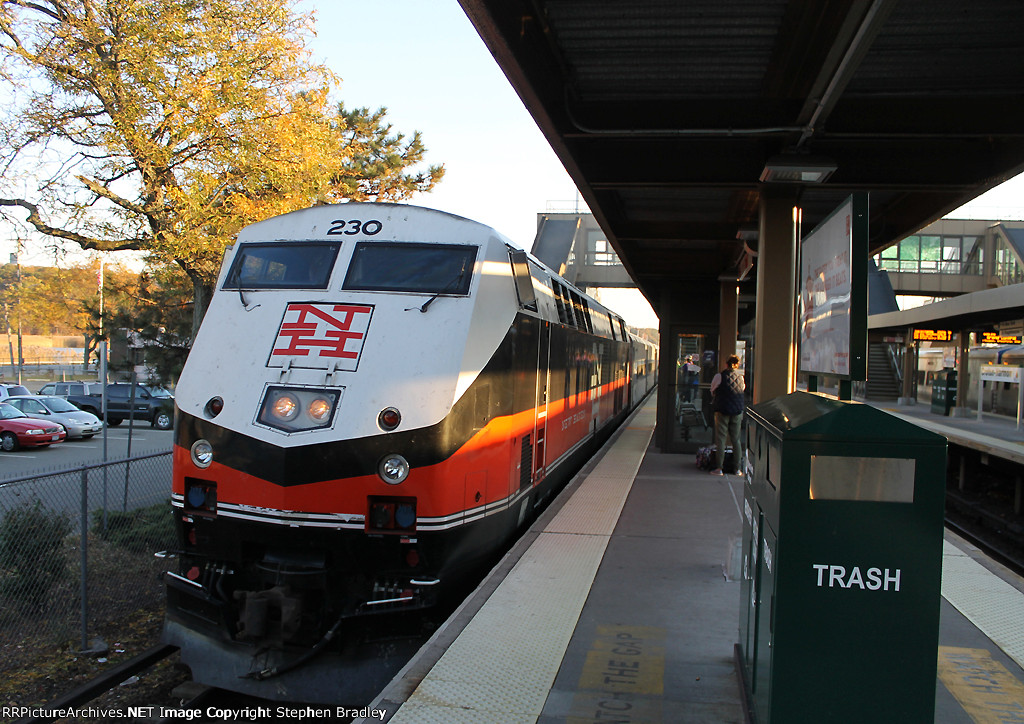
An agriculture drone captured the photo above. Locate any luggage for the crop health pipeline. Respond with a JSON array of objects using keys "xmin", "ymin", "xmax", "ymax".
[{"xmin": 696, "ymin": 445, "xmax": 733, "ymax": 471}]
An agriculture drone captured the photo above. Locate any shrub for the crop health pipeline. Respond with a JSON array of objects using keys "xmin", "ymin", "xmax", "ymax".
[
  {"xmin": 91, "ymin": 502, "xmax": 175, "ymax": 553},
  {"xmin": 0, "ymin": 501, "xmax": 72, "ymax": 611}
]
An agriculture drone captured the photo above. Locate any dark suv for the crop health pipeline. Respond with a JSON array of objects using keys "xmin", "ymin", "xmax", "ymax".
[
  {"xmin": 38, "ymin": 381, "xmax": 174, "ymax": 429},
  {"xmin": 102, "ymin": 383, "xmax": 175, "ymax": 429}
]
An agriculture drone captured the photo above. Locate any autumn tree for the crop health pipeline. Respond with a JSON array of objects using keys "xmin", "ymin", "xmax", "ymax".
[
  {"xmin": 0, "ymin": 259, "xmax": 138, "ymax": 364},
  {"xmin": 0, "ymin": 0, "xmax": 443, "ymax": 336},
  {"xmin": 98, "ymin": 263, "xmax": 193, "ymax": 384}
]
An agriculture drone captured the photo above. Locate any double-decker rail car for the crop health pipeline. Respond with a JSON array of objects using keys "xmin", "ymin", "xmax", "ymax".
[
  {"xmin": 163, "ymin": 203, "xmax": 655, "ymax": 702},
  {"xmin": 629, "ymin": 331, "xmax": 658, "ymax": 408}
]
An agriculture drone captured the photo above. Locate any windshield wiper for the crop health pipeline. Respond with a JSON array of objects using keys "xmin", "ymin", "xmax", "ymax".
[
  {"xmin": 406, "ymin": 260, "xmax": 470, "ymax": 313},
  {"xmin": 239, "ymin": 289, "xmax": 261, "ymax": 312}
]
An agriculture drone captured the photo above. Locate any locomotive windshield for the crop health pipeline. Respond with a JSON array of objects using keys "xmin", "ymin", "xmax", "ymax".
[
  {"xmin": 223, "ymin": 242, "xmax": 341, "ymax": 290},
  {"xmin": 343, "ymin": 242, "xmax": 477, "ymax": 294}
]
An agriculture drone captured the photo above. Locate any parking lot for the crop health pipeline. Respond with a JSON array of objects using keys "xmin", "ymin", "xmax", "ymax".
[{"xmin": 1, "ymin": 424, "xmax": 174, "ymax": 481}]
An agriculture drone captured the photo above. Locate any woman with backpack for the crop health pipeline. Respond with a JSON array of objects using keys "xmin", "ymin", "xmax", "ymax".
[{"xmin": 709, "ymin": 354, "xmax": 745, "ymax": 476}]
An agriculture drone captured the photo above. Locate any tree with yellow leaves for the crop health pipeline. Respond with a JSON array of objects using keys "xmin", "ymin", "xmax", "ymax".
[{"xmin": 0, "ymin": 0, "xmax": 444, "ymax": 334}]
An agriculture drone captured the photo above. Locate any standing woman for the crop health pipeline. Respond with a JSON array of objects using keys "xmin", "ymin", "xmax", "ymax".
[{"xmin": 709, "ymin": 354, "xmax": 745, "ymax": 476}]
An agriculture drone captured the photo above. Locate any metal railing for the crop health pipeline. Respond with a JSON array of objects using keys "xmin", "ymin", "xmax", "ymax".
[
  {"xmin": 0, "ymin": 452, "xmax": 173, "ymax": 673},
  {"xmin": 888, "ymin": 343, "xmax": 903, "ymax": 387}
]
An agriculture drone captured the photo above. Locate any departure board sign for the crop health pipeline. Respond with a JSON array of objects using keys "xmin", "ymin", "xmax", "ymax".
[
  {"xmin": 913, "ymin": 329, "xmax": 954, "ymax": 342},
  {"xmin": 980, "ymin": 365, "xmax": 1022, "ymax": 383},
  {"xmin": 979, "ymin": 331, "xmax": 1023, "ymax": 345},
  {"xmin": 799, "ymin": 194, "xmax": 868, "ymax": 379}
]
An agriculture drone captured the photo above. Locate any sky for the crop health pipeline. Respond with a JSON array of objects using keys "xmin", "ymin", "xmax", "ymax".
[
  {"xmin": 301, "ymin": 1, "xmax": 663, "ymax": 326},
  {"xmin": 302, "ymin": 1, "xmax": 584, "ymax": 248},
  {"xmin": 5, "ymin": 0, "xmax": 1024, "ymax": 329}
]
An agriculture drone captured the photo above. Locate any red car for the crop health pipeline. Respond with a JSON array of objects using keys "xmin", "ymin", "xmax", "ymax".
[{"xmin": 0, "ymin": 402, "xmax": 66, "ymax": 451}]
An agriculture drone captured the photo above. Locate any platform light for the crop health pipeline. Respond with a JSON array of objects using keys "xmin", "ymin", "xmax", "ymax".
[{"xmin": 760, "ymin": 155, "xmax": 837, "ymax": 184}]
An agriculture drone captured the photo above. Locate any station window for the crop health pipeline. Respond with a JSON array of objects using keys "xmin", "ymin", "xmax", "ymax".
[
  {"xmin": 875, "ymin": 234, "xmax": 984, "ymax": 276},
  {"xmin": 994, "ymin": 238, "xmax": 1024, "ymax": 286}
]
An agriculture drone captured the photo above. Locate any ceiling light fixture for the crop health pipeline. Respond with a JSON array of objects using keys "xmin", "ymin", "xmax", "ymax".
[{"xmin": 760, "ymin": 155, "xmax": 837, "ymax": 184}]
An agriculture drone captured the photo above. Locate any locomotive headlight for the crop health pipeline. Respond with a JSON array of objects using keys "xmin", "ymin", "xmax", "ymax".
[
  {"xmin": 307, "ymin": 397, "xmax": 332, "ymax": 423},
  {"xmin": 271, "ymin": 393, "xmax": 299, "ymax": 421},
  {"xmin": 257, "ymin": 386, "xmax": 341, "ymax": 433},
  {"xmin": 190, "ymin": 439, "xmax": 214, "ymax": 468},
  {"xmin": 378, "ymin": 454, "xmax": 410, "ymax": 485}
]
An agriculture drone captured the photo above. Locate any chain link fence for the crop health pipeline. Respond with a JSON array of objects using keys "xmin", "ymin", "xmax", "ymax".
[{"xmin": 0, "ymin": 452, "xmax": 173, "ymax": 674}]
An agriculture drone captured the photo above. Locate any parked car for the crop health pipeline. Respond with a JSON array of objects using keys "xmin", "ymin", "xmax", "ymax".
[
  {"xmin": 36, "ymin": 381, "xmax": 174, "ymax": 429},
  {"xmin": 0, "ymin": 402, "xmax": 67, "ymax": 451},
  {"xmin": 35, "ymin": 382, "xmax": 106, "ymax": 417},
  {"xmin": 0, "ymin": 384, "xmax": 33, "ymax": 401},
  {"xmin": 37, "ymin": 381, "xmax": 105, "ymax": 397},
  {"xmin": 4, "ymin": 395, "xmax": 103, "ymax": 439}
]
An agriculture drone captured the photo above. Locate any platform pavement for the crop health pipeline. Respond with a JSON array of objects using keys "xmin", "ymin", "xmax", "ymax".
[
  {"xmin": 867, "ymin": 397, "xmax": 1024, "ymax": 464},
  {"xmin": 361, "ymin": 395, "xmax": 1024, "ymax": 723},
  {"xmin": 536, "ymin": 437, "xmax": 747, "ymax": 723}
]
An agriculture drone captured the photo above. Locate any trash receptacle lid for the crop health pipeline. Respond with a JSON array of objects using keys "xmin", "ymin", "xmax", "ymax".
[{"xmin": 748, "ymin": 391, "xmax": 945, "ymax": 444}]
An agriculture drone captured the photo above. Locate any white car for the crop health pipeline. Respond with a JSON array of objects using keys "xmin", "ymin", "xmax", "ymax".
[
  {"xmin": 5, "ymin": 395, "xmax": 104, "ymax": 439},
  {"xmin": 0, "ymin": 384, "xmax": 32, "ymax": 401}
]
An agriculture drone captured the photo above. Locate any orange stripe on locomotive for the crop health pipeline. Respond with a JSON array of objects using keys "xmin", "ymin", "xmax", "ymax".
[{"xmin": 172, "ymin": 375, "xmax": 629, "ymax": 524}]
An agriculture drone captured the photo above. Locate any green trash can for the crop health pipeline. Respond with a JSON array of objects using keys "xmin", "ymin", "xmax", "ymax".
[
  {"xmin": 737, "ymin": 391, "xmax": 946, "ymax": 724},
  {"xmin": 930, "ymin": 369, "xmax": 957, "ymax": 415}
]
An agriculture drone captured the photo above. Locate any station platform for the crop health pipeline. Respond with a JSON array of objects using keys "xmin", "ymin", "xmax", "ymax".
[
  {"xmin": 358, "ymin": 395, "xmax": 1024, "ymax": 723},
  {"xmin": 866, "ymin": 398, "xmax": 1024, "ymax": 465}
]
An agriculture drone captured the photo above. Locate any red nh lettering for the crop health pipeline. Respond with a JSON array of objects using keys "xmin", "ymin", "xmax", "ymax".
[{"xmin": 272, "ymin": 303, "xmax": 373, "ymax": 360}]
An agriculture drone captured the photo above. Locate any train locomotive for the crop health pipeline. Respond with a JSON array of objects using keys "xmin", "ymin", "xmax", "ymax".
[{"xmin": 163, "ymin": 203, "xmax": 656, "ymax": 702}]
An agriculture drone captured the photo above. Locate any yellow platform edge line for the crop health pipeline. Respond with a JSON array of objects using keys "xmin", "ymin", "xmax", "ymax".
[{"xmin": 388, "ymin": 402, "xmax": 656, "ymax": 723}]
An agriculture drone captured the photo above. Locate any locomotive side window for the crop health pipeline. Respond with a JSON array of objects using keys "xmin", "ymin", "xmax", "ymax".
[
  {"xmin": 508, "ymin": 248, "xmax": 538, "ymax": 310},
  {"xmin": 343, "ymin": 242, "xmax": 477, "ymax": 294},
  {"xmin": 223, "ymin": 242, "xmax": 340, "ymax": 290},
  {"xmin": 580, "ymin": 297, "xmax": 594, "ymax": 333},
  {"xmin": 552, "ymin": 281, "xmax": 574, "ymax": 327}
]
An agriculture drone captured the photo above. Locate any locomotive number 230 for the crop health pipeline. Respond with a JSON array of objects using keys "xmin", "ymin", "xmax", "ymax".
[{"xmin": 327, "ymin": 218, "xmax": 383, "ymax": 236}]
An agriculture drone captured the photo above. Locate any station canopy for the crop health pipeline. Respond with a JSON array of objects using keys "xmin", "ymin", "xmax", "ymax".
[{"xmin": 460, "ymin": 0, "xmax": 1024, "ymax": 313}]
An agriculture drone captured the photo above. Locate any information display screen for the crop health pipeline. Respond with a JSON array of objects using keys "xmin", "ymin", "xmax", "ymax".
[
  {"xmin": 913, "ymin": 329, "xmax": 954, "ymax": 342},
  {"xmin": 799, "ymin": 194, "xmax": 868, "ymax": 379}
]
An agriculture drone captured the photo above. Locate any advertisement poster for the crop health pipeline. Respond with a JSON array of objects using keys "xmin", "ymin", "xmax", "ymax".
[{"xmin": 799, "ymin": 194, "xmax": 868, "ymax": 379}]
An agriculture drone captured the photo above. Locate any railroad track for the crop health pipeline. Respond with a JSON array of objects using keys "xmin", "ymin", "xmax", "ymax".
[
  {"xmin": 944, "ymin": 446, "xmax": 1024, "ymax": 578},
  {"xmin": 946, "ymin": 501, "xmax": 1024, "ymax": 578},
  {"xmin": 12, "ymin": 642, "xmax": 306, "ymax": 724},
  {"xmin": 14, "ymin": 644, "xmax": 179, "ymax": 724}
]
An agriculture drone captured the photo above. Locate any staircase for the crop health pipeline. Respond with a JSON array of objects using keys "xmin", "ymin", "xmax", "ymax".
[{"xmin": 865, "ymin": 343, "xmax": 902, "ymax": 400}]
